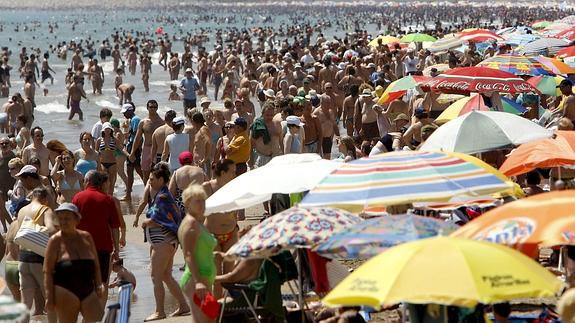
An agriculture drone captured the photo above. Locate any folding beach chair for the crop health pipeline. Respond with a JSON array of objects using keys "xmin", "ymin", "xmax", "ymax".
[
  {"xmin": 102, "ymin": 282, "xmax": 132, "ymax": 323},
  {"xmin": 219, "ymin": 251, "xmax": 298, "ymax": 323}
]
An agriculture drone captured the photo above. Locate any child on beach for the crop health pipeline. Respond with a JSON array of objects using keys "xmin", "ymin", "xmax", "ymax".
[
  {"xmin": 109, "ymin": 258, "xmax": 137, "ymax": 290},
  {"xmin": 168, "ymin": 84, "xmax": 181, "ymax": 101}
]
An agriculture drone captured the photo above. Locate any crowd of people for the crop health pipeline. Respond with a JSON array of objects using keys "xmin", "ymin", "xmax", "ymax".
[{"xmin": 1, "ymin": 2, "xmax": 575, "ymax": 323}]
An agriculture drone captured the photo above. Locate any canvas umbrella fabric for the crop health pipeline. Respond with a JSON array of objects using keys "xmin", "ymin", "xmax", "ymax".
[
  {"xmin": 420, "ymin": 67, "xmax": 539, "ymax": 95},
  {"xmin": 368, "ymin": 35, "xmax": 401, "ymax": 47},
  {"xmin": 527, "ymin": 75, "xmax": 561, "ymax": 96},
  {"xmin": 205, "ymin": 154, "xmax": 339, "ymax": 214},
  {"xmin": 477, "ymin": 54, "xmax": 553, "ymax": 76},
  {"xmin": 557, "ymin": 45, "xmax": 575, "ymax": 58},
  {"xmin": 499, "ymin": 130, "xmax": 575, "ymax": 177},
  {"xmin": 322, "ymin": 236, "xmax": 562, "ymax": 309},
  {"xmin": 535, "ymin": 56, "xmax": 575, "ymax": 74},
  {"xmin": 422, "ymin": 64, "xmax": 450, "ymax": 76},
  {"xmin": 314, "ymin": 214, "xmax": 459, "ymax": 260},
  {"xmin": 519, "ymin": 38, "xmax": 571, "ymax": 55},
  {"xmin": 427, "ymin": 34, "xmax": 464, "ymax": 53},
  {"xmin": 376, "ymin": 75, "xmax": 421, "ymax": 105},
  {"xmin": 451, "ymin": 191, "xmax": 575, "ymax": 257},
  {"xmin": 299, "ymin": 151, "xmax": 513, "ymax": 211},
  {"xmin": 553, "ymin": 27, "xmax": 575, "ymax": 41},
  {"xmin": 435, "ymin": 94, "xmax": 527, "ymax": 124},
  {"xmin": 458, "ymin": 29, "xmax": 504, "ymax": 42},
  {"xmin": 225, "ymin": 207, "xmax": 362, "ymax": 259},
  {"xmin": 400, "ymin": 33, "xmax": 436, "ymax": 43},
  {"xmin": 532, "ymin": 21, "xmax": 551, "ymax": 29},
  {"xmin": 503, "ymin": 34, "xmax": 540, "ymax": 47},
  {"xmin": 420, "ymin": 111, "xmax": 553, "ymax": 154}
]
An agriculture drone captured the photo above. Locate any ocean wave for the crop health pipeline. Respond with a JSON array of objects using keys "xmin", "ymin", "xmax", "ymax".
[
  {"xmin": 94, "ymin": 99, "xmax": 119, "ymax": 109},
  {"xmin": 35, "ymin": 101, "xmax": 69, "ymax": 114}
]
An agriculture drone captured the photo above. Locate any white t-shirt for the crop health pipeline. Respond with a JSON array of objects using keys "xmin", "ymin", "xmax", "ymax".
[
  {"xmin": 91, "ymin": 121, "xmax": 103, "ymax": 140},
  {"xmin": 403, "ymin": 56, "xmax": 420, "ymax": 74},
  {"xmin": 166, "ymin": 132, "xmax": 190, "ymax": 171}
]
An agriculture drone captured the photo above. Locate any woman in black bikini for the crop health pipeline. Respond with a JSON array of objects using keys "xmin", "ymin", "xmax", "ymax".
[
  {"xmin": 96, "ymin": 122, "xmax": 118, "ymax": 194},
  {"xmin": 44, "ymin": 203, "xmax": 105, "ymax": 322}
]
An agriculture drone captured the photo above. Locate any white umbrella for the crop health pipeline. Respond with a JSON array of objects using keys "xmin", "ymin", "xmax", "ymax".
[
  {"xmin": 419, "ymin": 111, "xmax": 553, "ymax": 154},
  {"xmin": 205, "ymin": 154, "xmax": 340, "ymax": 214}
]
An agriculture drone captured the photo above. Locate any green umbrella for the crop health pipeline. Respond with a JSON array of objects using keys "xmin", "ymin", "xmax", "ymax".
[
  {"xmin": 532, "ymin": 21, "xmax": 551, "ymax": 29},
  {"xmin": 400, "ymin": 33, "xmax": 437, "ymax": 43},
  {"xmin": 527, "ymin": 75, "xmax": 558, "ymax": 96}
]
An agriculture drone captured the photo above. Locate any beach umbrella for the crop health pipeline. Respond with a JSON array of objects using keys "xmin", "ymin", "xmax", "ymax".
[
  {"xmin": 532, "ymin": 21, "xmax": 551, "ymax": 29},
  {"xmin": 400, "ymin": 33, "xmax": 436, "ymax": 43},
  {"xmin": 375, "ymin": 75, "xmax": 427, "ymax": 105},
  {"xmin": 435, "ymin": 94, "xmax": 526, "ymax": 124},
  {"xmin": 451, "ymin": 191, "xmax": 575, "ymax": 257},
  {"xmin": 527, "ymin": 75, "xmax": 562, "ymax": 96},
  {"xmin": 225, "ymin": 207, "xmax": 362, "ymax": 259},
  {"xmin": 205, "ymin": 153, "xmax": 339, "ymax": 214},
  {"xmin": 315, "ymin": 214, "xmax": 459, "ymax": 260},
  {"xmin": 553, "ymin": 27, "xmax": 575, "ymax": 41},
  {"xmin": 498, "ymin": 130, "xmax": 575, "ymax": 177},
  {"xmin": 503, "ymin": 34, "xmax": 540, "ymax": 47},
  {"xmin": 556, "ymin": 45, "xmax": 575, "ymax": 58},
  {"xmin": 422, "ymin": 63, "xmax": 450, "ymax": 76},
  {"xmin": 477, "ymin": 54, "xmax": 553, "ymax": 76},
  {"xmin": 420, "ymin": 67, "xmax": 539, "ymax": 95},
  {"xmin": 323, "ymin": 236, "xmax": 562, "ymax": 308},
  {"xmin": 435, "ymin": 93, "xmax": 466, "ymax": 105},
  {"xmin": 299, "ymin": 151, "xmax": 513, "ymax": 211},
  {"xmin": 559, "ymin": 15, "xmax": 575, "ymax": 25},
  {"xmin": 519, "ymin": 37, "xmax": 571, "ymax": 55},
  {"xmin": 420, "ymin": 111, "xmax": 553, "ymax": 154},
  {"xmin": 427, "ymin": 34, "xmax": 464, "ymax": 53},
  {"xmin": 535, "ymin": 56, "xmax": 575, "ymax": 74},
  {"xmin": 458, "ymin": 29, "xmax": 504, "ymax": 42},
  {"xmin": 368, "ymin": 35, "xmax": 401, "ymax": 47}
]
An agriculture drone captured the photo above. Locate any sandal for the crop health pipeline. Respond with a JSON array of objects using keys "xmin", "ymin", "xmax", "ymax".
[
  {"xmin": 143, "ymin": 313, "xmax": 166, "ymax": 322},
  {"xmin": 169, "ymin": 308, "xmax": 190, "ymax": 317}
]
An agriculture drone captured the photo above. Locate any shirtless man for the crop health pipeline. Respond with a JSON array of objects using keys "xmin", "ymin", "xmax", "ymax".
[
  {"xmin": 313, "ymin": 95, "xmax": 338, "ymax": 159},
  {"xmin": 355, "ymin": 90, "xmax": 380, "ymax": 141},
  {"xmin": 70, "ymin": 49, "xmax": 83, "ymax": 72},
  {"xmin": 158, "ymin": 40, "xmax": 168, "ymax": 71},
  {"xmin": 151, "ymin": 110, "xmax": 176, "ymax": 166},
  {"xmin": 141, "ymin": 54, "xmax": 151, "ymax": 92},
  {"xmin": 169, "ymin": 152, "xmax": 206, "ymax": 214},
  {"xmin": 403, "ymin": 108, "xmax": 433, "ymax": 150},
  {"xmin": 323, "ymin": 82, "xmax": 343, "ymax": 122},
  {"xmin": 66, "ymin": 76, "xmax": 88, "ymax": 121},
  {"xmin": 23, "ymin": 54, "xmax": 39, "ymax": 80},
  {"xmin": 89, "ymin": 59, "xmax": 104, "ymax": 95},
  {"xmin": 190, "ymin": 112, "xmax": 212, "ymax": 177},
  {"xmin": 318, "ymin": 59, "xmax": 337, "ymax": 90},
  {"xmin": 342, "ymin": 84, "xmax": 359, "ymax": 136},
  {"xmin": 22, "ymin": 126, "xmax": 50, "ymax": 176},
  {"xmin": 198, "ymin": 55, "xmax": 209, "ymax": 95},
  {"xmin": 21, "ymin": 94, "xmax": 34, "ymax": 129},
  {"xmin": 301, "ymin": 98, "xmax": 322, "ymax": 154},
  {"xmin": 117, "ymin": 83, "xmax": 135, "ymax": 105},
  {"xmin": 129, "ymin": 100, "xmax": 164, "ymax": 183},
  {"xmin": 126, "ymin": 46, "xmax": 138, "ymax": 76},
  {"xmin": 168, "ymin": 53, "xmax": 181, "ymax": 81},
  {"xmin": 231, "ymin": 99, "xmax": 254, "ymax": 128},
  {"xmin": 5, "ymin": 95, "xmax": 23, "ymax": 135},
  {"xmin": 386, "ymin": 96, "xmax": 409, "ymax": 126},
  {"xmin": 111, "ymin": 44, "xmax": 122, "ymax": 72},
  {"xmin": 222, "ymin": 99, "xmax": 235, "ymax": 122},
  {"xmin": 181, "ymin": 46, "xmax": 193, "ymax": 70},
  {"xmin": 251, "ymin": 102, "xmax": 281, "ymax": 168},
  {"xmin": 40, "ymin": 53, "xmax": 55, "ymax": 85},
  {"xmin": 558, "ymin": 79, "xmax": 575, "ymax": 123},
  {"xmin": 23, "ymin": 74, "xmax": 36, "ymax": 108},
  {"xmin": 337, "ymin": 66, "xmax": 363, "ymax": 95}
]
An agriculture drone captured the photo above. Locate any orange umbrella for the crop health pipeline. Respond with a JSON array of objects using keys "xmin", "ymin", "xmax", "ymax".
[
  {"xmin": 451, "ymin": 190, "xmax": 575, "ymax": 257},
  {"xmin": 499, "ymin": 131, "xmax": 575, "ymax": 177}
]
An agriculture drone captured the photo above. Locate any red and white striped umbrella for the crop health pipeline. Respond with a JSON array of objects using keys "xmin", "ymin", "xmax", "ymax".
[{"xmin": 458, "ymin": 29, "xmax": 504, "ymax": 42}]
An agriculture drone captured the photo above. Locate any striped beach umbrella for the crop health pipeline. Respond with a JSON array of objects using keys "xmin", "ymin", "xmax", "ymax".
[
  {"xmin": 519, "ymin": 37, "xmax": 571, "ymax": 55},
  {"xmin": 299, "ymin": 151, "xmax": 513, "ymax": 211},
  {"xmin": 435, "ymin": 94, "xmax": 527, "ymax": 124},
  {"xmin": 477, "ymin": 54, "xmax": 553, "ymax": 76},
  {"xmin": 427, "ymin": 34, "xmax": 464, "ymax": 53},
  {"xmin": 535, "ymin": 56, "xmax": 575, "ymax": 74},
  {"xmin": 556, "ymin": 45, "xmax": 575, "ymax": 58},
  {"xmin": 527, "ymin": 75, "xmax": 563, "ymax": 96},
  {"xmin": 503, "ymin": 34, "xmax": 540, "ymax": 47},
  {"xmin": 458, "ymin": 29, "xmax": 504, "ymax": 42}
]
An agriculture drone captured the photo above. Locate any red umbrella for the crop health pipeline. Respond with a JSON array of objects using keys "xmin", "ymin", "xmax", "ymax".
[
  {"xmin": 554, "ymin": 27, "xmax": 575, "ymax": 41},
  {"xmin": 420, "ymin": 67, "xmax": 539, "ymax": 94},
  {"xmin": 557, "ymin": 45, "xmax": 575, "ymax": 58},
  {"xmin": 458, "ymin": 29, "xmax": 504, "ymax": 42}
]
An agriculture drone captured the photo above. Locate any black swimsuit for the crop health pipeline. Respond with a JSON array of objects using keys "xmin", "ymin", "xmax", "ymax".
[{"xmin": 53, "ymin": 259, "xmax": 96, "ymax": 301}]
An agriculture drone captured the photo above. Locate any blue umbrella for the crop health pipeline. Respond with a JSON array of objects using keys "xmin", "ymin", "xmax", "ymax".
[{"xmin": 314, "ymin": 214, "xmax": 459, "ymax": 259}]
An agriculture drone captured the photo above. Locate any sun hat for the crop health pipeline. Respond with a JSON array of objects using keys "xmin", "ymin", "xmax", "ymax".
[
  {"xmin": 286, "ymin": 116, "xmax": 305, "ymax": 127},
  {"xmin": 173, "ymin": 116, "xmax": 186, "ymax": 126},
  {"xmin": 393, "ymin": 113, "xmax": 410, "ymax": 123},
  {"xmin": 15, "ymin": 165, "xmax": 37, "ymax": 177},
  {"xmin": 120, "ymin": 103, "xmax": 134, "ymax": 113},
  {"xmin": 200, "ymin": 96, "xmax": 212, "ymax": 106},
  {"xmin": 101, "ymin": 122, "xmax": 113, "ymax": 134},
  {"xmin": 264, "ymin": 89, "xmax": 275, "ymax": 98},
  {"xmin": 360, "ymin": 89, "xmax": 373, "ymax": 97},
  {"xmin": 178, "ymin": 151, "xmax": 194, "ymax": 165},
  {"xmin": 54, "ymin": 203, "xmax": 82, "ymax": 219}
]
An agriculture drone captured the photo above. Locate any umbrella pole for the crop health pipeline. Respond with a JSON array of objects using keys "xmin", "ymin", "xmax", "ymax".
[{"xmin": 297, "ymin": 248, "xmax": 305, "ymax": 323}]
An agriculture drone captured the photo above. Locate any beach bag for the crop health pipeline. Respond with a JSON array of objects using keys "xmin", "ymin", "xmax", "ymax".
[{"xmin": 14, "ymin": 206, "xmax": 50, "ymax": 257}]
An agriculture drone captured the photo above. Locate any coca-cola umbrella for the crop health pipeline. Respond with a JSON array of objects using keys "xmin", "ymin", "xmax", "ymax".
[{"xmin": 419, "ymin": 67, "xmax": 539, "ymax": 95}]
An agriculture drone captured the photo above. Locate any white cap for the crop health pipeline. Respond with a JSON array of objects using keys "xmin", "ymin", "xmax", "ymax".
[
  {"xmin": 173, "ymin": 116, "xmax": 185, "ymax": 126},
  {"xmin": 120, "ymin": 103, "xmax": 134, "ymax": 113},
  {"xmin": 101, "ymin": 122, "xmax": 113, "ymax": 133},
  {"xmin": 264, "ymin": 89, "xmax": 275, "ymax": 98},
  {"xmin": 54, "ymin": 203, "xmax": 82, "ymax": 219},
  {"xmin": 15, "ymin": 165, "xmax": 37, "ymax": 177},
  {"xmin": 185, "ymin": 68, "xmax": 193, "ymax": 73},
  {"xmin": 286, "ymin": 116, "xmax": 304, "ymax": 127}
]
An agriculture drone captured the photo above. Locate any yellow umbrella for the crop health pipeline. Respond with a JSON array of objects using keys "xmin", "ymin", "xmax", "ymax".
[
  {"xmin": 323, "ymin": 236, "xmax": 561, "ymax": 309},
  {"xmin": 369, "ymin": 35, "xmax": 401, "ymax": 47}
]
